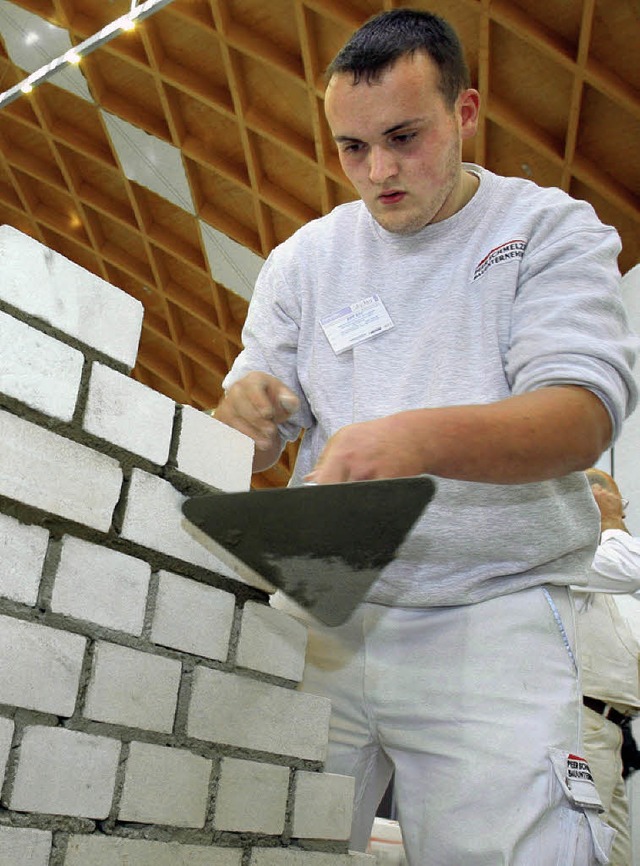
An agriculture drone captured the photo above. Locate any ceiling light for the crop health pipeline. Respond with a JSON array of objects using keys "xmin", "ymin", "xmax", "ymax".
[{"xmin": 0, "ymin": 0, "xmax": 176, "ymax": 110}]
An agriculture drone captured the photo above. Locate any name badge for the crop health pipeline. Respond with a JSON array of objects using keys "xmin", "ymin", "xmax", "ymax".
[{"xmin": 320, "ymin": 295, "xmax": 394, "ymax": 355}]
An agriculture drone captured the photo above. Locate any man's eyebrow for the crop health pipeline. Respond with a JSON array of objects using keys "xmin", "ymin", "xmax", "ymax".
[
  {"xmin": 333, "ymin": 118, "xmax": 425, "ymax": 143},
  {"xmin": 383, "ymin": 118, "xmax": 424, "ymax": 135}
]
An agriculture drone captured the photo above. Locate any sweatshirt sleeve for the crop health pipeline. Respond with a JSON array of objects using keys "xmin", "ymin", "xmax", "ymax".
[
  {"xmin": 222, "ymin": 249, "xmax": 314, "ymax": 445},
  {"xmin": 505, "ymin": 203, "xmax": 638, "ymax": 441}
]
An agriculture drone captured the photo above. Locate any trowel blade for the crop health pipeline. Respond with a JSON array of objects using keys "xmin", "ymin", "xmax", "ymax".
[{"xmin": 181, "ymin": 475, "xmax": 436, "ymax": 626}]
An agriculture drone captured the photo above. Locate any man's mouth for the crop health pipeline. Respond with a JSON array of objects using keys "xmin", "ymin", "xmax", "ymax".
[{"xmin": 378, "ymin": 190, "xmax": 406, "ymax": 205}]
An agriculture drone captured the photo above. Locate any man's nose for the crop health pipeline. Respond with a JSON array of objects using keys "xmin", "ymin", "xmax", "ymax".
[{"xmin": 368, "ymin": 146, "xmax": 398, "ymax": 184}]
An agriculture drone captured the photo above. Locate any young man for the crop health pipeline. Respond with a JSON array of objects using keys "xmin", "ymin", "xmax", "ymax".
[{"xmin": 214, "ymin": 9, "xmax": 637, "ymax": 864}]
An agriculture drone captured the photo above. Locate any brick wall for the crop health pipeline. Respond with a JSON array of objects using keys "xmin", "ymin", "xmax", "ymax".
[{"xmin": 0, "ymin": 225, "xmax": 370, "ymax": 866}]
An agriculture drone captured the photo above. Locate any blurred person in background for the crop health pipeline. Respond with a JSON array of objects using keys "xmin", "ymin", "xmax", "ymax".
[{"xmin": 574, "ymin": 468, "xmax": 640, "ymax": 866}]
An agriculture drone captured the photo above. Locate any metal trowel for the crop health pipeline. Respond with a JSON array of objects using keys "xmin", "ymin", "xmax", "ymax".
[{"xmin": 181, "ymin": 475, "xmax": 436, "ymax": 626}]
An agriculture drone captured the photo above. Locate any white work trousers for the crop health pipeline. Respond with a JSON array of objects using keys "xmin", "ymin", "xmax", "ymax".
[{"xmin": 280, "ymin": 585, "xmax": 615, "ymax": 865}]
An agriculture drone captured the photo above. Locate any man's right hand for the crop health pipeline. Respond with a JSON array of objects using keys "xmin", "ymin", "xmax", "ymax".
[{"xmin": 213, "ymin": 372, "xmax": 300, "ymax": 470}]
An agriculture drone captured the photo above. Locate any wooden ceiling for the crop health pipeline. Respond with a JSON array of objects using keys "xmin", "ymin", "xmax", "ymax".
[{"xmin": 0, "ymin": 0, "xmax": 639, "ymax": 488}]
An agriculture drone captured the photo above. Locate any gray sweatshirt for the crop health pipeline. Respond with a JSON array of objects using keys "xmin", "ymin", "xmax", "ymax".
[{"xmin": 224, "ymin": 165, "xmax": 638, "ymax": 606}]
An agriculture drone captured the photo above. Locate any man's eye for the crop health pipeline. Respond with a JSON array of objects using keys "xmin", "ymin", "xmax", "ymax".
[{"xmin": 392, "ymin": 132, "xmax": 417, "ymax": 145}]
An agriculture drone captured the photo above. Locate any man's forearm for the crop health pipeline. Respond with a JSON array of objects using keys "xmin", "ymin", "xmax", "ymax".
[
  {"xmin": 307, "ymin": 384, "xmax": 612, "ymax": 485},
  {"xmin": 406, "ymin": 385, "xmax": 612, "ymax": 484}
]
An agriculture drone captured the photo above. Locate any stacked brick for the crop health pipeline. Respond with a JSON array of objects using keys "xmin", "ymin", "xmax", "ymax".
[{"xmin": 0, "ymin": 226, "xmax": 370, "ymax": 866}]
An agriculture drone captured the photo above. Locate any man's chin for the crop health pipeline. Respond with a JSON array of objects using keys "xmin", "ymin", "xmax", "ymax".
[{"xmin": 371, "ymin": 209, "xmax": 429, "ymax": 235}]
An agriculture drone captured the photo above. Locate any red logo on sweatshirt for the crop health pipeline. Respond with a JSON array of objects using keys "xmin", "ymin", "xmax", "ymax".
[{"xmin": 473, "ymin": 240, "xmax": 527, "ymax": 280}]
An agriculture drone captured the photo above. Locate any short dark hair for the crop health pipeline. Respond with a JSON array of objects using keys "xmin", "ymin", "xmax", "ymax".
[{"xmin": 325, "ymin": 8, "xmax": 470, "ymax": 109}]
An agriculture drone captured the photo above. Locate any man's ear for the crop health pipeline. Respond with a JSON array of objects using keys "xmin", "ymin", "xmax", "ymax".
[{"xmin": 458, "ymin": 89, "xmax": 480, "ymax": 139}]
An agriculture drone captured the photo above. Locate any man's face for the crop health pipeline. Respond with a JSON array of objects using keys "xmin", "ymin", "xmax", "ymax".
[{"xmin": 324, "ymin": 53, "xmax": 479, "ymax": 234}]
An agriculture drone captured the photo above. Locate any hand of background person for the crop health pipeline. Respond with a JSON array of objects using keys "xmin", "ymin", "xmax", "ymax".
[
  {"xmin": 591, "ymin": 483, "xmax": 628, "ymax": 533},
  {"xmin": 214, "ymin": 372, "xmax": 299, "ymax": 468}
]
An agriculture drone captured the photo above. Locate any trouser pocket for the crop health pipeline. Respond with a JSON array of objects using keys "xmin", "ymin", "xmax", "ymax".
[{"xmin": 549, "ymin": 749, "xmax": 616, "ymax": 865}]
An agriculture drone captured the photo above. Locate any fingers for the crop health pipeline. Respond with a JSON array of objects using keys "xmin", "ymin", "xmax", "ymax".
[
  {"xmin": 307, "ymin": 461, "xmax": 372, "ymax": 485},
  {"xmin": 306, "ymin": 416, "xmax": 423, "ymax": 484},
  {"xmin": 305, "ymin": 430, "xmax": 367, "ymax": 485},
  {"xmin": 304, "ymin": 466, "xmax": 341, "ymax": 485},
  {"xmin": 218, "ymin": 373, "xmax": 299, "ymax": 451},
  {"xmin": 278, "ymin": 391, "xmax": 300, "ymax": 416},
  {"xmin": 249, "ymin": 374, "xmax": 299, "ymax": 421},
  {"xmin": 591, "ymin": 486, "xmax": 625, "ymax": 524}
]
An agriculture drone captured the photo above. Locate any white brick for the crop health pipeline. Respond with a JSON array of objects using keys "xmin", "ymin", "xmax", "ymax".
[
  {"xmin": 250, "ymin": 851, "xmax": 374, "ymax": 865},
  {"xmin": 84, "ymin": 362, "xmax": 175, "ymax": 464},
  {"xmin": 292, "ymin": 772, "xmax": 355, "ymax": 840},
  {"xmin": 64, "ymin": 835, "xmax": 242, "ymax": 866},
  {"xmin": 119, "ymin": 741, "xmax": 211, "ymax": 828},
  {"xmin": 0, "ymin": 615, "xmax": 85, "ymax": 716},
  {"xmin": 151, "ymin": 571, "xmax": 235, "ymax": 660},
  {"xmin": 177, "ymin": 406, "xmax": 253, "ymax": 492},
  {"xmin": 0, "ymin": 512, "xmax": 48, "ymax": 605},
  {"xmin": 84, "ymin": 641, "xmax": 181, "ymax": 733},
  {"xmin": 237, "ymin": 602, "xmax": 307, "ymax": 681},
  {"xmin": 120, "ymin": 469, "xmax": 243, "ymax": 578},
  {"xmin": 188, "ymin": 667, "xmax": 331, "ymax": 761},
  {"xmin": 0, "ymin": 826, "xmax": 52, "ymax": 866},
  {"xmin": 214, "ymin": 757, "xmax": 289, "ymax": 834},
  {"xmin": 0, "ymin": 310, "xmax": 84, "ymax": 421},
  {"xmin": 51, "ymin": 535, "xmax": 150, "ymax": 635},
  {"xmin": 8, "ymin": 726, "xmax": 120, "ymax": 819},
  {"xmin": 0, "ymin": 717, "xmax": 14, "ymax": 785},
  {"xmin": 0, "ymin": 225, "xmax": 143, "ymax": 369},
  {"xmin": 0, "ymin": 410, "xmax": 123, "ymax": 532}
]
